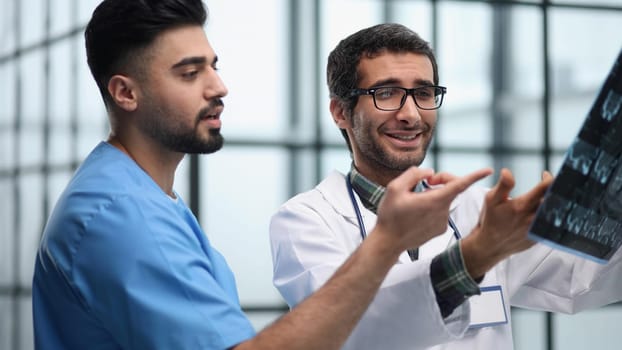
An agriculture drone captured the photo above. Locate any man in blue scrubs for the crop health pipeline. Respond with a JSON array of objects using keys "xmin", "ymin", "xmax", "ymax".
[{"xmin": 32, "ymin": 1, "xmax": 491, "ymax": 349}]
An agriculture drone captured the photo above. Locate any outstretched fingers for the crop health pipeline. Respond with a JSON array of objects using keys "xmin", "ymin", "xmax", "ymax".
[{"xmin": 486, "ymin": 168, "xmax": 516, "ymax": 206}]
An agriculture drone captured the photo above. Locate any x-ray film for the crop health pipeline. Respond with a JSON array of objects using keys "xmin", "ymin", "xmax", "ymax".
[{"xmin": 528, "ymin": 48, "xmax": 622, "ymax": 264}]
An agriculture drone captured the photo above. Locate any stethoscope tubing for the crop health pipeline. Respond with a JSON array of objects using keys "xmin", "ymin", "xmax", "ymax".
[{"xmin": 346, "ymin": 176, "xmax": 462, "ymax": 241}]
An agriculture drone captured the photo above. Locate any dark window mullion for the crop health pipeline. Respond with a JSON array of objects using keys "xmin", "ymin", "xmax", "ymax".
[{"xmin": 11, "ymin": 0, "xmax": 22, "ymax": 347}]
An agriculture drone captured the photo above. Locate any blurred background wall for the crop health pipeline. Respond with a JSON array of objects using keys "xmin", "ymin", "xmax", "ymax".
[{"xmin": 1, "ymin": 0, "xmax": 622, "ymax": 349}]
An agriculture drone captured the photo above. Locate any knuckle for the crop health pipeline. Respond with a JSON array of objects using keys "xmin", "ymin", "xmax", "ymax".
[{"xmin": 386, "ymin": 181, "xmax": 400, "ymax": 193}]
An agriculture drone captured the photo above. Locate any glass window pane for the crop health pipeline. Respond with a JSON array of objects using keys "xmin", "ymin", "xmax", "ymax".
[
  {"xmin": 49, "ymin": 39, "xmax": 74, "ymax": 166},
  {"xmin": 47, "ymin": 171, "xmax": 72, "ymax": 213},
  {"xmin": 19, "ymin": 0, "xmax": 45, "ymax": 47},
  {"xmin": 19, "ymin": 127, "xmax": 43, "ymax": 168},
  {"xmin": 0, "ymin": 130, "xmax": 15, "ymax": 170},
  {"xmin": 512, "ymin": 308, "xmax": 547, "ymax": 350},
  {"xmin": 550, "ymin": 8, "xmax": 622, "ymax": 149},
  {"xmin": 293, "ymin": 0, "xmax": 321, "ymax": 144},
  {"xmin": 320, "ymin": 0, "xmax": 384, "ymax": 143},
  {"xmin": 50, "ymin": 0, "xmax": 72, "ymax": 37},
  {"xmin": 321, "ymin": 0, "xmax": 382, "ymax": 51},
  {"xmin": 20, "ymin": 49, "xmax": 45, "ymax": 124},
  {"xmin": 292, "ymin": 149, "xmax": 323, "ymax": 195},
  {"xmin": 19, "ymin": 296, "xmax": 33, "ymax": 350},
  {"xmin": 19, "ymin": 173, "xmax": 43, "ymax": 287},
  {"xmin": 438, "ymin": 109, "xmax": 492, "ymax": 148},
  {"xmin": 0, "ymin": 297, "xmax": 11, "ymax": 350},
  {"xmin": 0, "ymin": 62, "xmax": 16, "ymax": 124},
  {"xmin": 77, "ymin": 0, "xmax": 101, "ymax": 26},
  {"xmin": 553, "ymin": 0, "xmax": 622, "ymax": 5},
  {"xmin": 206, "ymin": 0, "xmax": 288, "ymax": 140},
  {"xmin": 0, "ymin": 1, "xmax": 16, "ymax": 56},
  {"xmin": 438, "ymin": 153, "xmax": 495, "ymax": 188},
  {"xmin": 389, "ymin": 1, "xmax": 433, "ymax": 41},
  {"xmin": 0, "ymin": 179, "xmax": 15, "ymax": 285},
  {"xmin": 49, "ymin": 126, "xmax": 72, "ymax": 165},
  {"xmin": 505, "ymin": 155, "xmax": 546, "ymax": 196},
  {"xmin": 75, "ymin": 36, "xmax": 107, "ymax": 128},
  {"xmin": 437, "ymin": 2, "xmax": 492, "ymax": 148},
  {"xmin": 554, "ymin": 307, "xmax": 622, "ymax": 350},
  {"xmin": 76, "ymin": 127, "xmax": 106, "ymax": 161},
  {"xmin": 201, "ymin": 147, "xmax": 288, "ymax": 306},
  {"xmin": 1, "ymin": 62, "xmax": 16, "ymax": 170},
  {"xmin": 49, "ymin": 39, "xmax": 72, "ymax": 125},
  {"xmin": 507, "ymin": 7, "xmax": 544, "ymax": 149},
  {"xmin": 320, "ymin": 148, "xmax": 351, "ymax": 179},
  {"xmin": 75, "ymin": 35, "xmax": 108, "ymax": 161}
]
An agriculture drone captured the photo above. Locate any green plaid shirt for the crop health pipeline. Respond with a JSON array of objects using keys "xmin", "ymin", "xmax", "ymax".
[{"xmin": 348, "ymin": 164, "xmax": 480, "ymax": 318}]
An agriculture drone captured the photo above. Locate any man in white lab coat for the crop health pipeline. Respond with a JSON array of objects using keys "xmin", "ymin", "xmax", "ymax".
[{"xmin": 269, "ymin": 23, "xmax": 622, "ymax": 350}]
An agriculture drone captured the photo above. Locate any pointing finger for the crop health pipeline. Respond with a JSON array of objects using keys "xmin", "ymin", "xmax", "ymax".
[
  {"xmin": 426, "ymin": 171, "xmax": 457, "ymax": 186},
  {"xmin": 430, "ymin": 167, "xmax": 493, "ymax": 202},
  {"xmin": 487, "ymin": 168, "xmax": 515, "ymax": 205}
]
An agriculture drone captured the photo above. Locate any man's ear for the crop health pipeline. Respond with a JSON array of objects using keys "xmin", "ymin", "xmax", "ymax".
[
  {"xmin": 330, "ymin": 99, "xmax": 351, "ymax": 129},
  {"xmin": 107, "ymin": 75, "xmax": 139, "ymax": 112}
]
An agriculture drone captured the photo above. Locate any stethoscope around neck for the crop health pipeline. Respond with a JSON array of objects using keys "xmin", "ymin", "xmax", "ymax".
[{"xmin": 345, "ymin": 176, "xmax": 462, "ymax": 241}]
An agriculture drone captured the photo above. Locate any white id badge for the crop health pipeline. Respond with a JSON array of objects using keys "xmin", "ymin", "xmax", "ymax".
[{"xmin": 468, "ymin": 285, "xmax": 508, "ymax": 329}]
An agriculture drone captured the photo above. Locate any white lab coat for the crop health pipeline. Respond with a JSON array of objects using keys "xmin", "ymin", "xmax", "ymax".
[{"xmin": 269, "ymin": 170, "xmax": 622, "ymax": 350}]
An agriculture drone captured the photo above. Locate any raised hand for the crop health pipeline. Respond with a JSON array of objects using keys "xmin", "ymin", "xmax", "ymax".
[
  {"xmin": 461, "ymin": 169, "xmax": 554, "ymax": 279},
  {"xmin": 374, "ymin": 166, "xmax": 493, "ymax": 253}
]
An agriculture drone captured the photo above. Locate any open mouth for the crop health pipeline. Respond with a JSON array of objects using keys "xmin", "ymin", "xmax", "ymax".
[
  {"xmin": 388, "ymin": 133, "xmax": 419, "ymax": 141},
  {"xmin": 198, "ymin": 108, "xmax": 222, "ymax": 129},
  {"xmin": 384, "ymin": 129, "xmax": 425, "ymax": 148},
  {"xmin": 199, "ymin": 105, "xmax": 223, "ymax": 122},
  {"xmin": 202, "ymin": 113, "xmax": 219, "ymax": 120}
]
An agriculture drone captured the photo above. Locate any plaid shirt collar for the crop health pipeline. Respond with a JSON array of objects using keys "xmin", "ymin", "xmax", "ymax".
[
  {"xmin": 348, "ymin": 163, "xmax": 424, "ymax": 214},
  {"xmin": 348, "ymin": 164, "xmax": 384, "ymax": 214}
]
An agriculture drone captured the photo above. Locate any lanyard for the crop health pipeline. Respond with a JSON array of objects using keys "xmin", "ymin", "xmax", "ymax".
[{"xmin": 345, "ymin": 176, "xmax": 462, "ymax": 241}]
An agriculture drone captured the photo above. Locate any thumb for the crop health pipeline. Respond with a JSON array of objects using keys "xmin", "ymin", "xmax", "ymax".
[{"xmin": 387, "ymin": 166, "xmax": 434, "ymax": 194}]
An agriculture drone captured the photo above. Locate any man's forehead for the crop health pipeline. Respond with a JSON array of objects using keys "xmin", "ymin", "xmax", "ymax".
[
  {"xmin": 357, "ymin": 52, "xmax": 434, "ymax": 84},
  {"xmin": 150, "ymin": 25, "xmax": 216, "ymax": 66}
]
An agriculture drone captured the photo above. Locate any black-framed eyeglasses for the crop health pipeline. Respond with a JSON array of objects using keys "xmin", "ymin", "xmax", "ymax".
[{"xmin": 349, "ymin": 86, "xmax": 447, "ymax": 111}]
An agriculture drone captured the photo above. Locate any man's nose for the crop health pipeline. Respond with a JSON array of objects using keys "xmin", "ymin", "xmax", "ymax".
[
  {"xmin": 204, "ymin": 68, "xmax": 228, "ymax": 99},
  {"xmin": 395, "ymin": 94, "xmax": 422, "ymax": 125}
]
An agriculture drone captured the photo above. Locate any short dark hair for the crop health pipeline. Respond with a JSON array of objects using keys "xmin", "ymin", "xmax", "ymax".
[
  {"xmin": 326, "ymin": 23, "xmax": 438, "ymax": 151},
  {"xmin": 85, "ymin": 0, "xmax": 208, "ymax": 107}
]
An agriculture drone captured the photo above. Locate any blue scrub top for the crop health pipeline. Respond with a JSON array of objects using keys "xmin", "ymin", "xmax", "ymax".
[{"xmin": 33, "ymin": 142, "xmax": 256, "ymax": 349}]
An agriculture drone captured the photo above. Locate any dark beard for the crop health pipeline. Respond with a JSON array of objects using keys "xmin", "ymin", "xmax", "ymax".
[
  {"xmin": 353, "ymin": 120, "xmax": 433, "ymax": 171},
  {"xmin": 161, "ymin": 127, "xmax": 224, "ymax": 154},
  {"xmin": 143, "ymin": 98, "xmax": 226, "ymax": 154}
]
